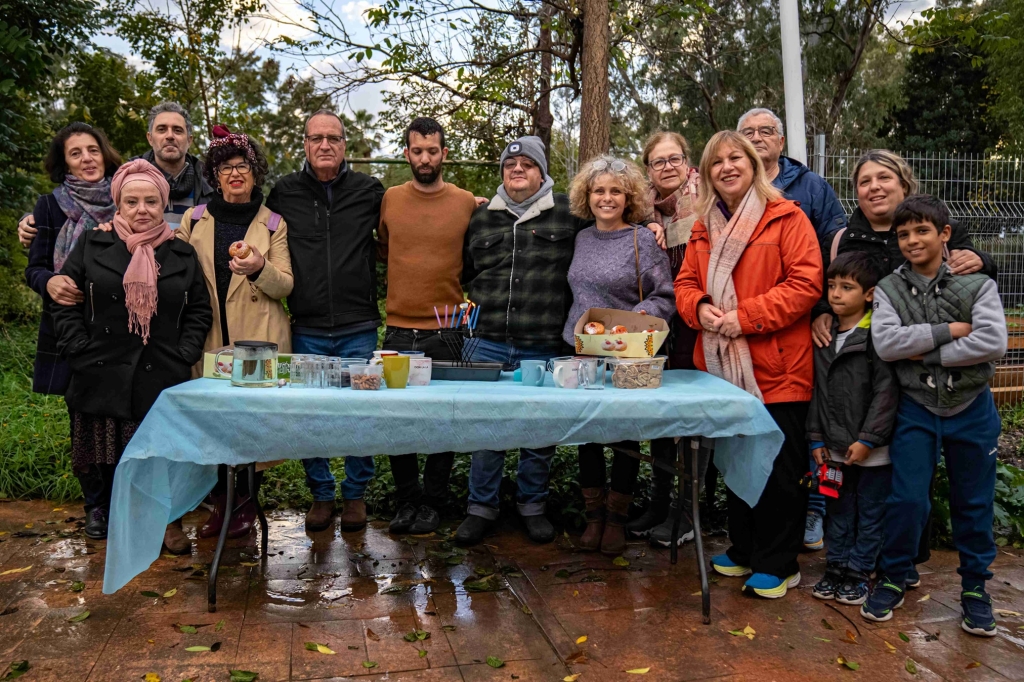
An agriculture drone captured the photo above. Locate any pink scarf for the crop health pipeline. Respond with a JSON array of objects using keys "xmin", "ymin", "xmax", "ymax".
[
  {"xmin": 112, "ymin": 212, "xmax": 174, "ymax": 344},
  {"xmin": 702, "ymin": 187, "xmax": 766, "ymax": 401}
]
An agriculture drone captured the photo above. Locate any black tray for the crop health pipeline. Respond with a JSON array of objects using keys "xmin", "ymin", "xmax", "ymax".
[{"xmin": 431, "ymin": 361, "xmax": 503, "ymax": 382}]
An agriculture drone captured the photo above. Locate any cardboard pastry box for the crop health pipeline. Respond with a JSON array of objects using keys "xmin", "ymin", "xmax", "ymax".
[{"xmin": 573, "ymin": 308, "xmax": 669, "ymax": 358}]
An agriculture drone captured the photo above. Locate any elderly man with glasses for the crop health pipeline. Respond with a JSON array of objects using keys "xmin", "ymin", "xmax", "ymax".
[
  {"xmin": 737, "ymin": 108, "xmax": 847, "ymax": 238},
  {"xmin": 265, "ymin": 109, "xmax": 386, "ymax": 534}
]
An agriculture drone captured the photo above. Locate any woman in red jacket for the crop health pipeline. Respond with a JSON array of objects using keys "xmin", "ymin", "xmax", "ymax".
[{"xmin": 675, "ymin": 130, "xmax": 822, "ymax": 599}]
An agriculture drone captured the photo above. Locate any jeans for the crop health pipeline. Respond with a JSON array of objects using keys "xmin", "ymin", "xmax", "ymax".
[
  {"xmin": 879, "ymin": 391, "xmax": 1001, "ymax": 590},
  {"xmin": 383, "ymin": 327, "xmax": 462, "ymax": 508},
  {"xmin": 466, "ymin": 339, "xmax": 563, "ymax": 519},
  {"xmin": 293, "ymin": 328, "xmax": 379, "ymax": 501},
  {"xmin": 824, "ymin": 463, "xmax": 892, "ymax": 573}
]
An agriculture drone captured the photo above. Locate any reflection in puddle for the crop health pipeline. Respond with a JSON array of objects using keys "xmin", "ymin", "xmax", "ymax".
[{"xmin": 264, "ymin": 590, "xmax": 308, "ymax": 605}]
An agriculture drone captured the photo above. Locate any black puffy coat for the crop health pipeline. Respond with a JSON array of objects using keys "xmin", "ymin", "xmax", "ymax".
[{"xmin": 51, "ymin": 231, "xmax": 212, "ymax": 421}]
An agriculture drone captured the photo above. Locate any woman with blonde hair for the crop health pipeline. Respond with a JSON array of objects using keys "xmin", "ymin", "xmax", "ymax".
[
  {"xmin": 564, "ymin": 155, "xmax": 677, "ymax": 555},
  {"xmin": 676, "ymin": 131, "xmax": 822, "ymax": 598}
]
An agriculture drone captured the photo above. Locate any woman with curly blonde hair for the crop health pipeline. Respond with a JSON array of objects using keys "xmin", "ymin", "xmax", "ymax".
[{"xmin": 563, "ymin": 155, "xmax": 677, "ymax": 556}]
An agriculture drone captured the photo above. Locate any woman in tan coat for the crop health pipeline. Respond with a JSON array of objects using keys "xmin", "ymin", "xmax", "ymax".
[{"xmin": 176, "ymin": 125, "xmax": 293, "ymax": 543}]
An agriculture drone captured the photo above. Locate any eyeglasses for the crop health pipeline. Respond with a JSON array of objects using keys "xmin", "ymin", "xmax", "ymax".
[
  {"xmin": 740, "ymin": 126, "xmax": 778, "ymax": 139},
  {"xmin": 305, "ymin": 135, "xmax": 345, "ymax": 146},
  {"xmin": 592, "ymin": 158, "xmax": 627, "ymax": 172},
  {"xmin": 502, "ymin": 157, "xmax": 537, "ymax": 172},
  {"xmin": 647, "ymin": 154, "xmax": 686, "ymax": 171},
  {"xmin": 217, "ymin": 162, "xmax": 251, "ymax": 176}
]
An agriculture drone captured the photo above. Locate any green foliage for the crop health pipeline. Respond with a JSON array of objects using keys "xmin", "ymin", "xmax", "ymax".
[{"xmin": 0, "ymin": 210, "xmax": 40, "ymax": 323}]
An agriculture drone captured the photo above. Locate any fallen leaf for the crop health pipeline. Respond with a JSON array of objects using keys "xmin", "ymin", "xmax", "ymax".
[
  {"xmin": 924, "ymin": 633, "xmax": 939, "ymax": 642},
  {"xmin": 814, "ymin": 637, "xmax": 831, "ymax": 642},
  {"xmin": 994, "ymin": 609, "xmax": 1022, "ymax": 617},
  {"xmin": 906, "ymin": 659, "xmax": 918, "ymax": 675},
  {"xmin": 403, "ymin": 632, "xmax": 417, "ymax": 642},
  {"xmin": 564, "ymin": 675, "xmax": 581, "ymax": 682},
  {"xmin": 141, "ymin": 674, "xmax": 160, "ymax": 682},
  {"xmin": 521, "ymin": 605, "xmax": 532, "ymax": 615},
  {"xmin": 691, "ymin": 591, "xmax": 702, "ymax": 596},
  {"xmin": 366, "ymin": 628, "xmax": 380, "ymax": 641},
  {"xmin": 624, "ymin": 667, "xmax": 651, "ymax": 674},
  {"xmin": 3, "ymin": 661, "xmax": 29, "ymax": 679},
  {"xmin": 463, "ymin": 574, "xmax": 503, "ymax": 592},
  {"xmin": 884, "ymin": 641, "xmax": 897, "ymax": 653},
  {"xmin": 573, "ymin": 590, "xmax": 579, "ymax": 597},
  {"xmin": 184, "ymin": 646, "xmax": 210, "ymax": 652},
  {"xmin": 228, "ymin": 671, "xmax": 259, "ymax": 682},
  {"xmin": 303, "ymin": 642, "xmax": 318, "ymax": 652},
  {"xmin": 442, "ymin": 625, "xmax": 457, "ymax": 632},
  {"xmin": 315, "ymin": 644, "xmax": 335, "ymax": 655},
  {"xmin": 140, "ymin": 591, "xmax": 160, "ymax": 598},
  {"xmin": 239, "ymin": 562, "xmax": 258, "ymax": 567},
  {"xmin": 210, "ymin": 641, "xmax": 222, "ymax": 652},
  {"xmin": 162, "ymin": 588, "xmax": 177, "ymax": 598},
  {"xmin": 419, "ymin": 649, "xmax": 427, "ymax": 658},
  {"xmin": 821, "ymin": 618, "xmax": 835, "ymax": 630},
  {"xmin": 177, "ymin": 624, "xmax": 198, "ymax": 634},
  {"xmin": 612, "ymin": 556, "xmax": 630, "ymax": 567},
  {"xmin": 67, "ymin": 610, "xmax": 90, "ymax": 623},
  {"xmin": 742, "ymin": 625, "xmax": 755, "ymax": 640},
  {"xmin": 70, "ymin": 581, "xmax": 85, "ymax": 593},
  {"xmin": 215, "ymin": 620, "xmax": 225, "ymax": 632},
  {"xmin": 898, "ymin": 632, "xmax": 910, "ymax": 643},
  {"xmin": 966, "ymin": 662, "xmax": 981, "ymax": 669},
  {"xmin": 362, "ymin": 661, "xmax": 378, "ymax": 669},
  {"xmin": 845, "ymin": 630, "xmax": 858, "ymax": 643},
  {"xmin": 486, "ymin": 656, "xmax": 505, "ymax": 668},
  {"xmin": 836, "ymin": 656, "xmax": 859, "ymax": 671},
  {"xmin": 917, "ymin": 594, "xmax": 930, "ymax": 602},
  {"xmin": 566, "ymin": 651, "xmax": 588, "ymax": 665},
  {"xmin": 0, "ymin": 566, "xmax": 32, "ymax": 576},
  {"xmin": 555, "ymin": 569, "xmax": 571, "ymax": 579},
  {"xmin": 347, "ymin": 646, "xmax": 359, "ymax": 650},
  {"xmin": 576, "ymin": 635, "xmax": 588, "ymax": 644}
]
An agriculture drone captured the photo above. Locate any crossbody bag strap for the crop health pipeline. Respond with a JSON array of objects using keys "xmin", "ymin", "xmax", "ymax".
[{"xmin": 634, "ymin": 224, "xmax": 644, "ymax": 302}]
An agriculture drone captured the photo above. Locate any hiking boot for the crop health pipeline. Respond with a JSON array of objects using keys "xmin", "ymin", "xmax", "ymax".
[
  {"xmin": 408, "ymin": 505, "xmax": 441, "ymax": 534},
  {"xmin": 579, "ymin": 487, "xmax": 605, "ymax": 551},
  {"xmin": 454, "ymin": 514, "xmax": 494, "ymax": 547},
  {"xmin": 836, "ymin": 569, "xmax": 870, "ymax": 605},
  {"xmin": 812, "ymin": 562, "xmax": 845, "ymax": 600},
  {"xmin": 389, "ymin": 503, "xmax": 418, "ymax": 534},
  {"xmin": 305, "ymin": 500, "xmax": 335, "ymax": 532},
  {"xmin": 804, "ymin": 510, "xmax": 824, "ymax": 551},
  {"xmin": 338, "ymin": 499, "xmax": 367, "ymax": 532},
  {"xmin": 523, "ymin": 514, "xmax": 555, "ymax": 544},
  {"xmin": 860, "ymin": 578, "xmax": 905, "ymax": 622},
  {"xmin": 600, "ymin": 491, "xmax": 632, "ymax": 556},
  {"xmin": 744, "ymin": 572, "xmax": 801, "ymax": 599},
  {"xmin": 83, "ymin": 506, "xmax": 109, "ymax": 540},
  {"xmin": 162, "ymin": 518, "xmax": 191, "ymax": 555},
  {"xmin": 711, "ymin": 554, "xmax": 752, "ymax": 578},
  {"xmin": 961, "ymin": 588, "xmax": 997, "ymax": 637},
  {"xmin": 649, "ymin": 499, "xmax": 694, "ymax": 547}
]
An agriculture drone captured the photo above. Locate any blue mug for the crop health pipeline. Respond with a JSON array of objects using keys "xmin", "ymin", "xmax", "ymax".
[{"xmin": 520, "ymin": 359, "xmax": 546, "ymax": 386}]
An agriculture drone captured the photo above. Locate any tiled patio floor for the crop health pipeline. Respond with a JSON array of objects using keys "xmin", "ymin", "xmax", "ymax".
[{"xmin": 2, "ymin": 499, "xmax": 1023, "ymax": 681}]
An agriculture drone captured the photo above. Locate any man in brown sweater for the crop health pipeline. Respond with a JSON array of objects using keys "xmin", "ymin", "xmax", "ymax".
[{"xmin": 377, "ymin": 117, "xmax": 479, "ymax": 534}]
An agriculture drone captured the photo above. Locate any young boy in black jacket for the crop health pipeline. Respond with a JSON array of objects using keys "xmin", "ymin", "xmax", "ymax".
[{"xmin": 807, "ymin": 251, "xmax": 899, "ymax": 605}]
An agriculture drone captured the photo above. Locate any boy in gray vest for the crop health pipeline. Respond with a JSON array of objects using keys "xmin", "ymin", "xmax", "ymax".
[{"xmin": 862, "ymin": 195, "xmax": 1007, "ymax": 637}]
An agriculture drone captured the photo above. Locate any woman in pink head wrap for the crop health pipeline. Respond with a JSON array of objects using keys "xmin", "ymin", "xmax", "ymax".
[{"xmin": 51, "ymin": 158, "xmax": 213, "ymax": 548}]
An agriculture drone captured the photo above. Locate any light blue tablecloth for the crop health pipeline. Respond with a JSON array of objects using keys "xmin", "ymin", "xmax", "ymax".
[{"xmin": 103, "ymin": 371, "xmax": 783, "ymax": 593}]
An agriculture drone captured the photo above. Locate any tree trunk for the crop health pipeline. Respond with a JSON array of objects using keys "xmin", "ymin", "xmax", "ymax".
[
  {"xmin": 578, "ymin": 0, "xmax": 611, "ymax": 164},
  {"xmin": 533, "ymin": 1, "xmax": 554, "ymax": 157}
]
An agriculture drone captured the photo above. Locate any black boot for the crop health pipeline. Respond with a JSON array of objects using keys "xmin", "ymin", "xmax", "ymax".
[
  {"xmin": 626, "ymin": 467, "xmax": 672, "ymax": 538},
  {"xmin": 408, "ymin": 505, "xmax": 441, "ymax": 534},
  {"xmin": 454, "ymin": 514, "xmax": 494, "ymax": 546},
  {"xmin": 83, "ymin": 506, "xmax": 109, "ymax": 539},
  {"xmin": 389, "ymin": 503, "xmax": 419, "ymax": 534},
  {"xmin": 522, "ymin": 514, "xmax": 555, "ymax": 544}
]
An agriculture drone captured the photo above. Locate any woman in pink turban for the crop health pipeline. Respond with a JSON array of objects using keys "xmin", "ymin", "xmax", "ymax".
[{"xmin": 51, "ymin": 159, "xmax": 212, "ymax": 545}]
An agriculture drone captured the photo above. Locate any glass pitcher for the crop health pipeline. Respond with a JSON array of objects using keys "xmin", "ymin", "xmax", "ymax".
[{"xmin": 216, "ymin": 341, "xmax": 278, "ymax": 388}]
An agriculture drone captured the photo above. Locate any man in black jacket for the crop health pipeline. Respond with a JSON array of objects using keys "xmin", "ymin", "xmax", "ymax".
[{"xmin": 265, "ymin": 109, "xmax": 385, "ymax": 534}]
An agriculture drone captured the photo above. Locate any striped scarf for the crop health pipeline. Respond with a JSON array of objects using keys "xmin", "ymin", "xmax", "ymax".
[{"xmin": 702, "ymin": 187, "xmax": 766, "ymax": 401}]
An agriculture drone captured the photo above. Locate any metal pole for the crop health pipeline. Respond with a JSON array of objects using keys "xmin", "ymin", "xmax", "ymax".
[
  {"xmin": 780, "ymin": 0, "xmax": 807, "ymax": 164},
  {"xmin": 814, "ymin": 134, "xmax": 826, "ymax": 176}
]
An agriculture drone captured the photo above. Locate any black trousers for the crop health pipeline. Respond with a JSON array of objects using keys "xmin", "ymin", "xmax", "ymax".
[
  {"xmin": 76, "ymin": 463, "xmax": 117, "ymax": 513},
  {"xmin": 725, "ymin": 402, "xmax": 810, "ymax": 578},
  {"xmin": 578, "ymin": 442, "xmax": 642, "ymax": 495},
  {"xmin": 383, "ymin": 327, "xmax": 461, "ymax": 507}
]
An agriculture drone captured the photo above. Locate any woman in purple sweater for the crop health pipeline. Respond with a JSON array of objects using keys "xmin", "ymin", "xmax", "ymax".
[{"xmin": 563, "ymin": 156, "xmax": 677, "ymax": 556}]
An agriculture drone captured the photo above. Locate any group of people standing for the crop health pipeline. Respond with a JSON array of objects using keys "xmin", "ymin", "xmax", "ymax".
[{"xmin": 19, "ymin": 101, "xmax": 1007, "ymax": 636}]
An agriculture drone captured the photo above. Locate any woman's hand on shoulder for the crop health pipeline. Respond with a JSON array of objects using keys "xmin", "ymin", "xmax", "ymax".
[
  {"xmin": 811, "ymin": 313, "xmax": 833, "ymax": 347},
  {"xmin": 948, "ymin": 249, "xmax": 983, "ymax": 275},
  {"xmin": 646, "ymin": 222, "xmax": 667, "ymax": 250},
  {"xmin": 95, "ymin": 222, "xmax": 113, "ymax": 233}
]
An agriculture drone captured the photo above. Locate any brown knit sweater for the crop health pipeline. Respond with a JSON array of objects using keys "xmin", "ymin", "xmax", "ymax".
[{"xmin": 376, "ymin": 181, "xmax": 477, "ymax": 329}]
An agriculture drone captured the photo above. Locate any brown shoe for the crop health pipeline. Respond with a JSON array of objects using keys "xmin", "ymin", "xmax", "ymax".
[
  {"xmin": 305, "ymin": 500, "xmax": 335, "ymax": 532},
  {"xmin": 338, "ymin": 499, "xmax": 367, "ymax": 532},
  {"xmin": 579, "ymin": 487, "xmax": 605, "ymax": 551},
  {"xmin": 601, "ymin": 491, "xmax": 633, "ymax": 557},
  {"xmin": 163, "ymin": 518, "xmax": 191, "ymax": 555}
]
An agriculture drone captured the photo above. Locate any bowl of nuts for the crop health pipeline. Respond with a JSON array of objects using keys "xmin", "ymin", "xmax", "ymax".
[
  {"xmin": 349, "ymin": 364, "xmax": 384, "ymax": 390},
  {"xmin": 608, "ymin": 356, "xmax": 667, "ymax": 389}
]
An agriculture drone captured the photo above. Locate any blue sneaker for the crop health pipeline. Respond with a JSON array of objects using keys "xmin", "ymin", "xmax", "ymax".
[
  {"xmin": 961, "ymin": 588, "xmax": 997, "ymax": 637},
  {"xmin": 743, "ymin": 572, "xmax": 801, "ymax": 599},
  {"xmin": 835, "ymin": 569, "xmax": 870, "ymax": 606},
  {"xmin": 803, "ymin": 511, "xmax": 824, "ymax": 551},
  {"xmin": 812, "ymin": 562, "xmax": 845, "ymax": 600},
  {"xmin": 711, "ymin": 554, "xmax": 752, "ymax": 577},
  {"xmin": 860, "ymin": 578, "xmax": 905, "ymax": 622}
]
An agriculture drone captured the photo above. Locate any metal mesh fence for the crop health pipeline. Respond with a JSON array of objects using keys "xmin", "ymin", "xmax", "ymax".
[{"xmin": 819, "ymin": 151, "xmax": 1024, "ymax": 410}]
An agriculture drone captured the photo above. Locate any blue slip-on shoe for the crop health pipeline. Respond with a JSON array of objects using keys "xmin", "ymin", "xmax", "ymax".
[
  {"xmin": 906, "ymin": 567, "xmax": 921, "ymax": 589},
  {"xmin": 803, "ymin": 510, "xmax": 824, "ymax": 551},
  {"xmin": 812, "ymin": 562, "xmax": 845, "ymax": 600},
  {"xmin": 711, "ymin": 554, "xmax": 752, "ymax": 578},
  {"xmin": 835, "ymin": 570, "xmax": 870, "ymax": 606},
  {"xmin": 961, "ymin": 588, "xmax": 997, "ymax": 637},
  {"xmin": 743, "ymin": 572, "xmax": 801, "ymax": 599},
  {"xmin": 860, "ymin": 578, "xmax": 905, "ymax": 622}
]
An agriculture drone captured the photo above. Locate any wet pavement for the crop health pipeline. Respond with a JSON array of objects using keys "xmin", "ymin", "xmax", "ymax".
[{"xmin": 1, "ymin": 499, "xmax": 1023, "ymax": 681}]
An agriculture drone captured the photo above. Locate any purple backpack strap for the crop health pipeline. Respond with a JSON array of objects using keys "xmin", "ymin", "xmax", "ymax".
[
  {"xmin": 191, "ymin": 204, "xmax": 207, "ymax": 222},
  {"xmin": 267, "ymin": 211, "xmax": 283, "ymax": 232}
]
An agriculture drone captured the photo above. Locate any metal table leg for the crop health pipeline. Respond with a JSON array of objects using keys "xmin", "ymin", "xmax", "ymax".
[
  {"xmin": 208, "ymin": 465, "xmax": 235, "ymax": 613},
  {"xmin": 691, "ymin": 438, "xmax": 711, "ymax": 625}
]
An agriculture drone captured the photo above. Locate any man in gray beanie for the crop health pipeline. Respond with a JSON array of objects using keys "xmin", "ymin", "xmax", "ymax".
[{"xmin": 455, "ymin": 135, "xmax": 581, "ymax": 546}]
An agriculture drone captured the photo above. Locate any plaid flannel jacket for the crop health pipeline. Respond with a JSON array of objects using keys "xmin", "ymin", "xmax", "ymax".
[{"xmin": 462, "ymin": 191, "xmax": 585, "ymax": 349}]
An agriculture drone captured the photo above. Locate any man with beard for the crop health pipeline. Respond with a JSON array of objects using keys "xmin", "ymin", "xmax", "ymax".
[
  {"xmin": 17, "ymin": 102, "xmax": 214, "ymax": 245},
  {"xmin": 376, "ymin": 117, "xmax": 478, "ymax": 534}
]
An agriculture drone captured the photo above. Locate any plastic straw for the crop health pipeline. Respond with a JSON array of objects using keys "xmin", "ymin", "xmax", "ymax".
[
  {"xmin": 444, "ymin": 304, "xmax": 448, "ymax": 328},
  {"xmin": 434, "ymin": 306, "xmax": 443, "ymax": 328}
]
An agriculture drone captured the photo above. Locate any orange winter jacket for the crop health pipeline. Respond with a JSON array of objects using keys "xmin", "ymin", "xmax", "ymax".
[{"xmin": 674, "ymin": 198, "xmax": 823, "ymax": 404}]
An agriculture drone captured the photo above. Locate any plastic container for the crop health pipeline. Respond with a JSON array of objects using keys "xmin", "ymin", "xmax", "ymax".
[
  {"xmin": 339, "ymin": 358, "xmax": 369, "ymax": 387},
  {"xmin": 350, "ymin": 364, "xmax": 384, "ymax": 390},
  {"xmin": 608, "ymin": 356, "xmax": 667, "ymax": 389},
  {"xmin": 409, "ymin": 357, "xmax": 432, "ymax": 386}
]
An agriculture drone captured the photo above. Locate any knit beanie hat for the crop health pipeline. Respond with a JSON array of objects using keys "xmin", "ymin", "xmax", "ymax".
[{"xmin": 499, "ymin": 136, "xmax": 549, "ymax": 177}]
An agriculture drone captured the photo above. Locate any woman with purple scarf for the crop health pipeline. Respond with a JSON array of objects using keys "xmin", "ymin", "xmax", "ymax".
[{"xmin": 25, "ymin": 122, "xmax": 120, "ymax": 535}]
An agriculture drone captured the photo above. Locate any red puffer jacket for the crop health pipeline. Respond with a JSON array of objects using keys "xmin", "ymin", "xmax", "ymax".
[{"xmin": 674, "ymin": 198, "xmax": 823, "ymax": 404}]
